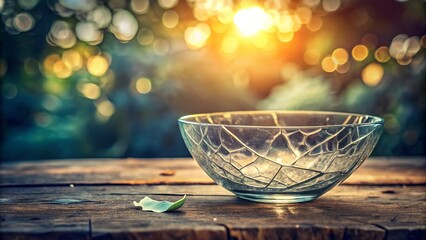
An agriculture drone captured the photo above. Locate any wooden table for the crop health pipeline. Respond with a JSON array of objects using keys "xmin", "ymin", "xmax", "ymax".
[{"xmin": 0, "ymin": 157, "xmax": 425, "ymax": 240}]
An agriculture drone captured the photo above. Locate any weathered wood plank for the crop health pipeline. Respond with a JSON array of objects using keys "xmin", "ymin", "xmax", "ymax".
[
  {"xmin": 0, "ymin": 158, "xmax": 211, "ymax": 186},
  {"xmin": 1, "ymin": 158, "xmax": 425, "ymax": 239},
  {"xmin": 227, "ymin": 223, "xmax": 385, "ymax": 240},
  {"xmin": 0, "ymin": 157, "xmax": 425, "ymax": 186},
  {"xmin": 91, "ymin": 219, "xmax": 227, "ymax": 240},
  {"xmin": 0, "ymin": 218, "xmax": 90, "ymax": 240},
  {"xmin": 347, "ymin": 157, "xmax": 426, "ymax": 185},
  {"xmin": 1, "ymin": 185, "xmax": 425, "ymax": 239}
]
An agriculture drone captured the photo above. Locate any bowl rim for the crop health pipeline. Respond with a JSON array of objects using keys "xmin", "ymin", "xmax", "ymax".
[{"xmin": 178, "ymin": 110, "xmax": 385, "ymax": 129}]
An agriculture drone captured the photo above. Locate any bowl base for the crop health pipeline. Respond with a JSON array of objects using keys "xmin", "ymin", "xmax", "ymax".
[{"xmin": 234, "ymin": 191, "xmax": 318, "ymax": 203}]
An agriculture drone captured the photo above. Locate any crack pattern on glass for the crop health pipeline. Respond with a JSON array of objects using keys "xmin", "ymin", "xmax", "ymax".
[{"xmin": 180, "ymin": 112, "xmax": 383, "ymax": 194}]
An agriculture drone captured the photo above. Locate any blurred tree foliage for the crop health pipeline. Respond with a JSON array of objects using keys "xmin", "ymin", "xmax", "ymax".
[{"xmin": 0, "ymin": 0, "xmax": 425, "ymax": 160}]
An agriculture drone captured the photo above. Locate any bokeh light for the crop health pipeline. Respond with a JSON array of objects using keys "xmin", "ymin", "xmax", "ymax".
[
  {"xmin": 352, "ymin": 45, "xmax": 369, "ymax": 61},
  {"xmin": 153, "ymin": 39, "xmax": 170, "ymax": 55},
  {"xmin": 158, "ymin": 0, "xmax": 178, "ymax": 9},
  {"xmin": 130, "ymin": 0, "xmax": 149, "ymax": 15},
  {"xmin": 234, "ymin": 7, "xmax": 273, "ymax": 37},
  {"xmin": 217, "ymin": 8, "xmax": 234, "ymax": 24},
  {"xmin": 18, "ymin": 0, "xmax": 40, "ymax": 10},
  {"xmin": 162, "ymin": 10, "xmax": 179, "ymax": 29},
  {"xmin": 374, "ymin": 47, "xmax": 391, "ymax": 63},
  {"xmin": 304, "ymin": 49, "xmax": 320, "ymax": 65},
  {"xmin": 78, "ymin": 83, "xmax": 101, "ymax": 100},
  {"xmin": 59, "ymin": 0, "xmax": 97, "ymax": 11},
  {"xmin": 137, "ymin": 28, "xmax": 154, "ymax": 46},
  {"xmin": 53, "ymin": 60, "xmax": 72, "ymax": 79},
  {"xmin": 389, "ymin": 34, "xmax": 407, "ymax": 58},
  {"xmin": 306, "ymin": 16, "xmax": 323, "ymax": 32},
  {"xmin": 13, "ymin": 12, "xmax": 35, "ymax": 32},
  {"xmin": 108, "ymin": 0, "xmax": 127, "ymax": 10},
  {"xmin": 304, "ymin": 0, "xmax": 321, "ymax": 7},
  {"xmin": 277, "ymin": 31, "xmax": 294, "ymax": 43},
  {"xmin": 296, "ymin": 7, "xmax": 312, "ymax": 24},
  {"xmin": 389, "ymin": 35, "xmax": 421, "ymax": 66},
  {"xmin": 75, "ymin": 21, "xmax": 103, "ymax": 44},
  {"xmin": 322, "ymin": 0, "xmax": 341, "ymax": 12},
  {"xmin": 110, "ymin": 10, "xmax": 138, "ymax": 42},
  {"xmin": 43, "ymin": 54, "xmax": 60, "ymax": 76},
  {"xmin": 184, "ymin": 23, "xmax": 211, "ymax": 49},
  {"xmin": 361, "ymin": 63, "xmax": 384, "ymax": 87},
  {"xmin": 62, "ymin": 50, "xmax": 83, "ymax": 71},
  {"xmin": 276, "ymin": 13, "xmax": 295, "ymax": 33},
  {"xmin": 96, "ymin": 99, "xmax": 115, "ymax": 120},
  {"xmin": 48, "ymin": 21, "xmax": 76, "ymax": 49},
  {"xmin": 321, "ymin": 56, "xmax": 337, "ymax": 72},
  {"xmin": 87, "ymin": 5, "xmax": 112, "ymax": 28},
  {"xmin": 332, "ymin": 48, "xmax": 349, "ymax": 65},
  {"xmin": 87, "ymin": 55, "xmax": 109, "ymax": 76},
  {"xmin": 135, "ymin": 77, "xmax": 152, "ymax": 94}
]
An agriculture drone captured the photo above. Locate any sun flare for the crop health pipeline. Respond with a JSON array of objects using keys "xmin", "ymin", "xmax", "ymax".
[{"xmin": 233, "ymin": 7, "xmax": 272, "ymax": 37}]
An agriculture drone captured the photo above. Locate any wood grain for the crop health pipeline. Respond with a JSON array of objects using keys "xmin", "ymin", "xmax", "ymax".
[
  {"xmin": 0, "ymin": 157, "xmax": 425, "ymax": 240},
  {"xmin": 1, "ymin": 185, "xmax": 425, "ymax": 240},
  {"xmin": 0, "ymin": 157, "xmax": 425, "ymax": 186}
]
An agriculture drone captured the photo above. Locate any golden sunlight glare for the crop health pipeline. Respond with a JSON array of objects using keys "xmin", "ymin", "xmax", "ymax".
[{"xmin": 234, "ymin": 7, "xmax": 272, "ymax": 37}]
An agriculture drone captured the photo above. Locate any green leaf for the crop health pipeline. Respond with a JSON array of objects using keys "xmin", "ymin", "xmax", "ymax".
[{"xmin": 133, "ymin": 195, "xmax": 186, "ymax": 213}]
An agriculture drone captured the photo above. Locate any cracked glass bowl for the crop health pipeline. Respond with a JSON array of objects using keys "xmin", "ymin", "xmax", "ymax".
[{"xmin": 178, "ymin": 111, "xmax": 384, "ymax": 203}]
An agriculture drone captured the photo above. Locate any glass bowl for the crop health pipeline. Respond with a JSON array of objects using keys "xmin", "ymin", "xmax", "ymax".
[{"xmin": 178, "ymin": 111, "xmax": 384, "ymax": 203}]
